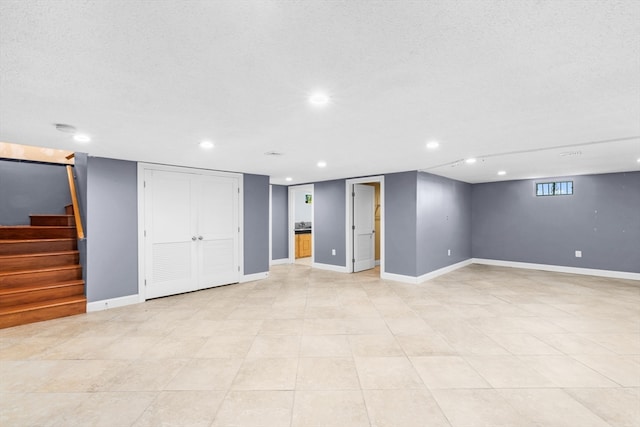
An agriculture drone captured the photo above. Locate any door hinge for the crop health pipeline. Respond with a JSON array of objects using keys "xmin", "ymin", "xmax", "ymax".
[
  {"xmin": 144, "ymin": 181, "xmax": 146, "ymax": 188},
  {"xmin": 238, "ymin": 226, "xmax": 240, "ymax": 233},
  {"xmin": 352, "ymin": 259, "xmax": 356, "ymax": 263},
  {"xmin": 144, "ymin": 230, "xmax": 146, "ymax": 237},
  {"xmin": 352, "ymin": 192, "xmax": 355, "ymax": 197},
  {"xmin": 238, "ymin": 188, "xmax": 240, "ymax": 194},
  {"xmin": 352, "ymin": 225, "xmax": 356, "ymax": 230},
  {"xmin": 144, "ymin": 279, "xmax": 147, "ymax": 286},
  {"xmin": 238, "ymin": 266, "xmax": 240, "ymax": 272}
]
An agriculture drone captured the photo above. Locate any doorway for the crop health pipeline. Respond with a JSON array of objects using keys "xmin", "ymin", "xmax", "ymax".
[
  {"xmin": 288, "ymin": 184, "xmax": 314, "ymax": 265},
  {"xmin": 346, "ymin": 176, "xmax": 384, "ymax": 275},
  {"xmin": 138, "ymin": 163, "xmax": 243, "ymax": 300}
]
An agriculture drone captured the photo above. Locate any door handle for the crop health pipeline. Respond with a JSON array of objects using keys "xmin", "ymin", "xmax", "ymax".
[
  {"xmin": 198, "ymin": 236, "xmax": 203, "ymax": 240},
  {"xmin": 192, "ymin": 236, "xmax": 197, "ymax": 241}
]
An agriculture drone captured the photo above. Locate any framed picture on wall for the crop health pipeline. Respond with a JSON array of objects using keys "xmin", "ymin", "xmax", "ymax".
[{"xmin": 305, "ymin": 194, "xmax": 312, "ymax": 204}]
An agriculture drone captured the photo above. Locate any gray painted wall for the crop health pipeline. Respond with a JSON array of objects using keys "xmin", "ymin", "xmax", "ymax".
[
  {"xmin": 384, "ymin": 171, "xmax": 418, "ymax": 276},
  {"xmin": 244, "ymin": 174, "xmax": 270, "ymax": 274},
  {"xmin": 86, "ymin": 157, "xmax": 138, "ymax": 302},
  {"xmin": 472, "ymin": 172, "xmax": 640, "ymax": 273},
  {"xmin": 271, "ymin": 185, "xmax": 288, "ymax": 260},
  {"xmin": 314, "ymin": 179, "xmax": 346, "ymax": 266},
  {"xmin": 0, "ymin": 159, "xmax": 71, "ymax": 225},
  {"xmin": 416, "ymin": 172, "xmax": 472, "ymax": 275},
  {"xmin": 295, "ymin": 190, "xmax": 312, "ymax": 222}
]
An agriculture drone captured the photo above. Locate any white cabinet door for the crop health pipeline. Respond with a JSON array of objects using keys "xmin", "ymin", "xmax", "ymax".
[
  {"xmin": 144, "ymin": 169, "xmax": 240, "ymax": 299},
  {"xmin": 196, "ymin": 175, "xmax": 239, "ymax": 289},
  {"xmin": 145, "ymin": 170, "xmax": 198, "ymax": 299},
  {"xmin": 353, "ymin": 184, "xmax": 376, "ymax": 272}
]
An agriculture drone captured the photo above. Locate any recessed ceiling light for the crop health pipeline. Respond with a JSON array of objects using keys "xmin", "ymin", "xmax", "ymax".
[
  {"xmin": 73, "ymin": 134, "xmax": 91, "ymax": 143},
  {"xmin": 199, "ymin": 140, "xmax": 214, "ymax": 149},
  {"xmin": 637, "ymin": 158, "xmax": 640, "ymax": 163},
  {"xmin": 497, "ymin": 170, "xmax": 506, "ymax": 176},
  {"xmin": 465, "ymin": 158, "xmax": 477, "ymax": 164},
  {"xmin": 317, "ymin": 161, "xmax": 327, "ymax": 168},
  {"xmin": 285, "ymin": 177, "xmax": 293, "ymax": 182},
  {"xmin": 309, "ymin": 92, "xmax": 330, "ymax": 106},
  {"xmin": 426, "ymin": 141, "xmax": 439, "ymax": 149}
]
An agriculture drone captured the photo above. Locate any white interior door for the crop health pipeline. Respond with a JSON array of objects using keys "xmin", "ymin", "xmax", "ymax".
[
  {"xmin": 353, "ymin": 184, "xmax": 375, "ymax": 272},
  {"xmin": 144, "ymin": 169, "xmax": 240, "ymax": 299},
  {"xmin": 197, "ymin": 175, "xmax": 239, "ymax": 289},
  {"xmin": 145, "ymin": 170, "xmax": 197, "ymax": 299}
]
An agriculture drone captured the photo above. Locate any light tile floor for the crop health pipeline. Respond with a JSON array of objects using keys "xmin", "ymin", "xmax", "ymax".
[{"xmin": 1, "ymin": 264, "xmax": 639, "ymax": 426}]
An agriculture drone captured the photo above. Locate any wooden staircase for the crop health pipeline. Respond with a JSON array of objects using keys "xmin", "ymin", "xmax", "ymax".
[{"xmin": 0, "ymin": 208, "xmax": 86, "ymax": 328}]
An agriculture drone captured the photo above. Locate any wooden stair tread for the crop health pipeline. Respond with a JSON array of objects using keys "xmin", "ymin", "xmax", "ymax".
[
  {"xmin": 0, "ymin": 295, "xmax": 86, "ymax": 315},
  {"xmin": 0, "ymin": 238, "xmax": 75, "ymax": 243},
  {"xmin": 29, "ymin": 215, "xmax": 74, "ymax": 218},
  {"xmin": 0, "ymin": 250, "xmax": 79, "ymax": 259},
  {"xmin": 0, "ymin": 280, "xmax": 85, "ymax": 296},
  {"xmin": 0, "ymin": 225, "xmax": 75, "ymax": 229},
  {"xmin": 0, "ymin": 264, "xmax": 81, "ymax": 277}
]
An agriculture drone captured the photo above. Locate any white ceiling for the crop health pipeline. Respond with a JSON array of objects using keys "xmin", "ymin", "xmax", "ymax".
[{"xmin": 1, "ymin": 0, "xmax": 639, "ymax": 185}]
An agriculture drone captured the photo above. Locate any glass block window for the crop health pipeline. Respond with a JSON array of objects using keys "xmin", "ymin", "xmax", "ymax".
[{"xmin": 536, "ymin": 181, "xmax": 573, "ymax": 196}]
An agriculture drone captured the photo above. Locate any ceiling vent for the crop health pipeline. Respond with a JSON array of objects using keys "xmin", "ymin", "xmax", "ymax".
[
  {"xmin": 560, "ymin": 151, "xmax": 582, "ymax": 156},
  {"xmin": 54, "ymin": 123, "xmax": 77, "ymax": 133},
  {"xmin": 264, "ymin": 151, "xmax": 284, "ymax": 156}
]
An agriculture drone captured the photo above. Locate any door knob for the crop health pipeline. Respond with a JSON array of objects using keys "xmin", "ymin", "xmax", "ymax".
[
  {"xmin": 192, "ymin": 236, "xmax": 197, "ymax": 241},
  {"xmin": 198, "ymin": 236, "xmax": 203, "ymax": 240}
]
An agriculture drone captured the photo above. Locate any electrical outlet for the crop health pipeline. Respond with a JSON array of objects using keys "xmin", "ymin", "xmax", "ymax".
[
  {"xmin": 575, "ymin": 250, "xmax": 582, "ymax": 258},
  {"xmin": 447, "ymin": 249, "xmax": 451, "ymax": 256},
  {"xmin": 331, "ymin": 249, "xmax": 336, "ymax": 256}
]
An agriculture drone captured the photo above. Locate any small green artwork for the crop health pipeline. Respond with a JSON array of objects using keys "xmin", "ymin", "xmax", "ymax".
[{"xmin": 305, "ymin": 194, "xmax": 312, "ymax": 204}]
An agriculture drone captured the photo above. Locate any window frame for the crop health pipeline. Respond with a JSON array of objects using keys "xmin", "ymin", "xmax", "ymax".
[{"xmin": 535, "ymin": 180, "xmax": 573, "ymax": 197}]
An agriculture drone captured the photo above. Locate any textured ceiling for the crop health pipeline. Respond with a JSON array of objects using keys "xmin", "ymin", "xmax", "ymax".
[{"xmin": 1, "ymin": 0, "xmax": 639, "ymax": 185}]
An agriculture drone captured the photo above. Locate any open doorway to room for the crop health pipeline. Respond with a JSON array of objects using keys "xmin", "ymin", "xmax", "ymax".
[
  {"xmin": 288, "ymin": 184, "xmax": 314, "ymax": 265},
  {"xmin": 346, "ymin": 176, "xmax": 384, "ymax": 275}
]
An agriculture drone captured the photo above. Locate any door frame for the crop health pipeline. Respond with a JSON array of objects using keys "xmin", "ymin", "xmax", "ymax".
[
  {"xmin": 345, "ymin": 176, "xmax": 385, "ymax": 274},
  {"xmin": 137, "ymin": 162, "xmax": 244, "ymax": 301},
  {"xmin": 288, "ymin": 184, "xmax": 314, "ymax": 264}
]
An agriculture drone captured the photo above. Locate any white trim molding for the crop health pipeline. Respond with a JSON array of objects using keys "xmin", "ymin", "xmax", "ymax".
[
  {"xmin": 312, "ymin": 262, "xmax": 349, "ymax": 273},
  {"xmin": 381, "ymin": 259, "xmax": 472, "ymax": 284},
  {"xmin": 241, "ymin": 271, "xmax": 270, "ymax": 283},
  {"xmin": 87, "ymin": 294, "xmax": 142, "ymax": 312},
  {"xmin": 345, "ymin": 176, "xmax": 385, "ymax": 275},
  {"xmin": 472, "ymin": 258, "xmax": 640, "ymax": 281},
  {"xmin": 270, "ymin": 258, "xmax": 290, "ymax": 266},
  {"xmin": 288, "ymin": 184, "xmax": 314, "ymax": 265}
]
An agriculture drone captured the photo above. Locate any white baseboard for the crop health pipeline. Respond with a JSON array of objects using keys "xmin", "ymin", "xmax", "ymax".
[
  {"xmin": 381, "ymin": 259, "xmax": 472, "ymax": 284},
  {"xmin": 380, "ymin": 271, "xmax": 420, "ymax": 284},
  {"xmin": 241, "ymin": 271, "xmax": 269, "ymax": 283},
  {"xmin": 417, "ymin": 259, "xmax": 474, "ymax": 282},
  {"xmin": 270, "ymin": 258, "xmax": 290, "ymax": 266},
  {"xmin": 472, "ymin": 258, "xmax": 640, "ymax": 281},
  {"xmin": 312, "ymin": 262, "xmax": 349, "ymax": 273},
  {"xmin": 87, "ymin": 294, "xmax": 142, "ymax": 312}
]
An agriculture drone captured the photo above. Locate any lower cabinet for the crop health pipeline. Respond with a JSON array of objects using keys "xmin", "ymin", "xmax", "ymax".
[{"xmin": 295, "ymin": 233, "xmax": 312, "ymax": 258}]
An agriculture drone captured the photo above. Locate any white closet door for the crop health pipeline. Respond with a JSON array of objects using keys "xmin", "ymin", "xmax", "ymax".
[
  {"xmin": 145, "ymin": 170, "xmax": 197, "ymax": 299},
  {"xmin": 353, "ymin": 184, "xmax": 376, "ymax": 272},
  {"xmin": 196, "ymin": 175, "xmax": 240, "ymax": 289}
]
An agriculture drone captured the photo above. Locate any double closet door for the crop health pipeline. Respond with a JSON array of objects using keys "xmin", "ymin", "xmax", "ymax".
[{"xmin": 144, "ymin": 168, "xmax": 240, "ymax": 299}]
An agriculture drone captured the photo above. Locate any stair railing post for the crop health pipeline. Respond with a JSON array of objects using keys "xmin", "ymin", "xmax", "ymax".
[{"xmin": 66, "ymin": 165, "xmax": 85, "ymax": 240}]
